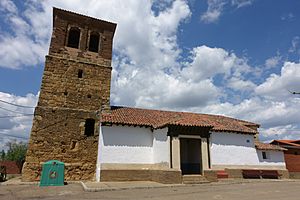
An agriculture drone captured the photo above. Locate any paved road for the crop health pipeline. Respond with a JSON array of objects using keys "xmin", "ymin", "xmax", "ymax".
[{"xmin": 1, "ymin": 180, "xmax": 300, "ymax": 200}]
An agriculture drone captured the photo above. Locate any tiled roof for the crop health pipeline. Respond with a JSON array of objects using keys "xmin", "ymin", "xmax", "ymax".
[
  {"xmin": 255, "ymin": 142, "xmax": 287, "ymax": 151},
  {"xmin": 271, "ymin": 140, "xmax": 300, "ymax": 148},
  {"xmin": 101, "ymin": 106, "xmax": 259, "ymax": 134}
]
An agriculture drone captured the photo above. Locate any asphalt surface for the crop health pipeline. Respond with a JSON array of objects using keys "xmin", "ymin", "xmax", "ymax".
[{"xmin": 1, "ymin": 180, "xmax": 300, "ymax": 200}]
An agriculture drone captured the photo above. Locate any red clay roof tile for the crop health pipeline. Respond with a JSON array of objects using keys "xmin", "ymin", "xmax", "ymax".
[
  {"xmin": 101, "ymin": 106, "xmax": 259, "ymax": 134},
  {"xmin": 255, "ymin": 142, "xmax": 286, "ymax": 151},
  {"xmin": 271, "ymin": 140, "xmax": 300, "ymax": 148}
]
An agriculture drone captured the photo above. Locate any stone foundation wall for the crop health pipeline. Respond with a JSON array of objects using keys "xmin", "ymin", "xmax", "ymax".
[
  {"xmin": 288, "ymin": 172, "xmax": 300, "ymax": 179},
  {"xmin": 100, "ymin": 169, "xmax": 182, "ymax": 184},
  {"xmin": 203, "ymin": 168, "xmax": 289, "ymax": 181},
  {"xmin": 203, "ymin": 170, "xmax": 218, "ymax": 182},
  {"xmin": 225, "ymin": 169, "xmax": 243, "ymax": 178}
]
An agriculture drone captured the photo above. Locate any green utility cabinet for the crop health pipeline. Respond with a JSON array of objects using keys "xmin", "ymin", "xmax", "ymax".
[{"xmin": 40, "ymin": 160, "xmax": 65, "ymax": 186}]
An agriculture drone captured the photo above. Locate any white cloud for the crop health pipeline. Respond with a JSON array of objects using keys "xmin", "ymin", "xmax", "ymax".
[
  {"xmin": 0, "ymin": 0, "xmax": 17, "ymax": 14},
  {"xmin": 200, "ymin": 0, "xmax": 226, "ymax": 23},
  {"xmin": 198, "ymin": 61, "xmax": 300, "ymax": 141},
  {"xmin": 201, "ymin": 0, "xmax": 254, "ymax": 23},
  {"xmin": 181, "ymin": 46, "xmax": 250, "ymax": 81},
  {"xmin": 112, "ymin": 45, "xmax": 255, "ymax": 111},
  {"xmin": 260, "ymin": 125, "xmax": 300, "ymax": 142},
  {"xmin": 0, "ymin": 92, "xmax": 38, "ymax": 150},
  {"xmin": 0, "ymin": 0, "xmax": 49, "ymax": 69},
  {"xmin": 281, "ymin": 13, "xmax": 294, "ymax": 21},
  {"xmin": 289, "ymin": 36, "xmax": 300, "ymax": 54},
  {"xmin": 227, "ymin": 76, "xmax": 256, "ymax": 91},
  {"xmin": 200, "ymin": 95, "xmax": 300, "ymax": 141},
  {"xmin": 265, "ymin": 55, "xmax": 281, "ymax": 69},
  {"xmin": 231, "ymin": 0, "xmax": 253, "ymax": 8},
  {"xmin": 255, "ymin": 62, "xmax": 300, "ymax": 100}
]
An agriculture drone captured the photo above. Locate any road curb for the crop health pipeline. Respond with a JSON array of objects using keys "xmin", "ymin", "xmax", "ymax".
[
  {"xmin": 80, "ymin": 181, "xmax": 179, "ymax": 192},
  {"xmin": 80, "ymin": 179, "xmax": 300, "ymax": 192}
]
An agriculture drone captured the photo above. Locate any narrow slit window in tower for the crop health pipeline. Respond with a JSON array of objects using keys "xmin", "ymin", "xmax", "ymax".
[
  {"xmin": 78, "ymin": 69, "xmax": 83, "ymax": 78},
  {"xmin": 67, "ymin": 27, "xmax": 80, "ymax": 48},
  {"xmin": 88, "ymin": 32, "xmax": 100, "ymax": 52},
  {"xmin": 84, "ymin": 119, "xmax": 95, "ymax": 137}
]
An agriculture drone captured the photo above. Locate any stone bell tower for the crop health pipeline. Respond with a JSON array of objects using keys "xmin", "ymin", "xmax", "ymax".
[{"xmin": 22, "ymin": 8, "xmax": 116, "ymax": 181}]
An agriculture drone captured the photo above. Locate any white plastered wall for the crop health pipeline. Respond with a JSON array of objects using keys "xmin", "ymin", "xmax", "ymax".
[
  {"xmin": 210, "ymin": 132, "xmax": 286, "ymax": 169},
  {"xmin": 153, "ymin": 128, "xmax": 170, "ymax": 165},
  {"xmin": 97, "ymin": 125, "xmax": 169, "ymax": 165},
  {"xmin": 256, "ymin": 150, "xmax": 286, "ymax": 167}
]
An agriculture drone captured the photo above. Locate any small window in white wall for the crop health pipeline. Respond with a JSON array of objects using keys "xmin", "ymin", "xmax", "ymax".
[{"xmin": 262, "ymin": 151, "xmax": 269, "ymax": 160}]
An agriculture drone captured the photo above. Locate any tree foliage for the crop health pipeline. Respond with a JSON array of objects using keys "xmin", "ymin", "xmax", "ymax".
[
  {"xmin": 1, "ymin": 141, "xmax": 27, "ymax": 163},
  {"xmin": 0, "ymin": 150, "xmax": 5, "ymax": 161}
]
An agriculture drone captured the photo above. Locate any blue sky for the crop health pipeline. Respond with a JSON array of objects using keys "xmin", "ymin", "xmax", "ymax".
[{"xmin": 0, "ymin": 0, "xmax": 300, "ymax": 149}]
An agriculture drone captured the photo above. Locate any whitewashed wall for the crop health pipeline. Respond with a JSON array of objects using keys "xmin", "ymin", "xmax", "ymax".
[
  {"xmin": 211, "ymin": 132, "xmax": 286, "ymax": 168},
  {"xmin": 256, "ymin": 150, "xmax": 286, "ymax": 167},
  {"xmin": 153, "ymin": 128, "xmax": 170, "ymax": 164},
  {"xmin": 99, "ymin": 125, "xmax": 153, "ymax": 164},
  {"xmin": 211, "ymin": 132, "xmax": 258, "ymax": 166},
  {"xmin": 98, "ymin": 125, "xmax": 169, "ymax": 164}
]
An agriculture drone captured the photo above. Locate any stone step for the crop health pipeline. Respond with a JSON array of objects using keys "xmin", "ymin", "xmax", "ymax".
[{"xmin": 182, "ymin": 175, "xmax": 210, "ymax": 184}]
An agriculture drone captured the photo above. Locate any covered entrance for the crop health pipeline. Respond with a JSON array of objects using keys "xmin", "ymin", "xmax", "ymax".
[
  {"xmin": 168, "ymin": 125, "xmax": 212, "ymax": 176},
  {"xmin": 180, "ymin": 138, "xmax": 202, "ymax": 174}
]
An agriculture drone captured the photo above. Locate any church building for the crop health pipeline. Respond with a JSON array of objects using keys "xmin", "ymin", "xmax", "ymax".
[{"xmin": 22, "ymin": 8, "xmax": 287, "ymax": 184}]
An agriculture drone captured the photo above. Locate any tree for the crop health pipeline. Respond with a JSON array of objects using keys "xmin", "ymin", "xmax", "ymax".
[
  {"xmin": 4, "ymin": 141, "xmax": 27, "ymax": 163},
  {"xmin": 0, "ymin": 141, "xmax": 27, "ymax": 174},
  {"xmin": 0, "ymin": 150, "xmax": 5, "ymax": 161}
]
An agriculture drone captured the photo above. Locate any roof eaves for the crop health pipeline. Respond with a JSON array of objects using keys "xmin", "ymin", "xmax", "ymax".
[
  {"xmin": 255, "ymin": 142, "xmax": 287, "ymax": 151},
  {"xmin": 211, "ymin": 128, "xmax": 257, "ymax": 135}
]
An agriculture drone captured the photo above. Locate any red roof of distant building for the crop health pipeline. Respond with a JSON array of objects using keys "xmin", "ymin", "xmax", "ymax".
[
  {"xmin": 271, "ymin": 140, "xmax": 300, "ymax": 148},
  {"xmin": 255, "ymin": 141, "xmax": 286, "ymax": 151},
  {"xmin": 101, "ymin": 106, "xmax": 259, "ymax": 134}
]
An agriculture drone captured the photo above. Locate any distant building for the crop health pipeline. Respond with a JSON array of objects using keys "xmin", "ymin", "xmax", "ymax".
[
  {"xmin": 22, "ymin": 8, "xmax": 287, "ymax": 183},
  {"xmin": 271, "ymin": 140, "xmax": 300, "ymax": 178},
  {"xmin": 0, "ymin": 161, "xmax": 22, "ymax": 175}
]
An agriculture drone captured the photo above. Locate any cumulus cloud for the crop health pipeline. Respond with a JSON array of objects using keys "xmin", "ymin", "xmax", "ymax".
[
  {"xmin": 0, "ymin": 92, "xmax": 38, "ymax": 150},
  {"xmin": 260, "ymin": 125, "xmax": 300, "ymax": 142},
  {"xmin": 227, "ymin": 77, "xmax": 256, "ymax": 91},
  {"xmin": 112, "ymin": 44, "xmax": 256, "ymax": 111},
  {"xmin": 0, "ymin": 0, "xmax": 49, "ymax": 69},
  {"xmin": 181, "ymin": 46, "xmax": 250, "ymax": 81},
  {"xmin": 255, "ymin": 62, "xmax": 300, "ymax": 100}
]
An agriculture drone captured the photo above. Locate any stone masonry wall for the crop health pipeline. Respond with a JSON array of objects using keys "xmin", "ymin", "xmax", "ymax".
[
  {"xmin": 22, "ymin": 107, "xmax": 99, "ymax": 181},
  {"xmin": 38, "ymin": 56, "xmax": 112, "ymax": 112},
  {"xmin": 23, "ymin": 47, "xmax": 112, "ymax": 182}
]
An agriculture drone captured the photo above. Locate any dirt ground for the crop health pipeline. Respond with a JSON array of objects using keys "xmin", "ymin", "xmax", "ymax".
[{"xmin": 1, "ymin": 180, "xmax": 300, "ymax": 200}]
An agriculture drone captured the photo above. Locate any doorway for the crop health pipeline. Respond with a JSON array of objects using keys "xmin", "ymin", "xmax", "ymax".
[{"xmin": 180, "ymin": 138, "xmax": 202, "ymax": 175}]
